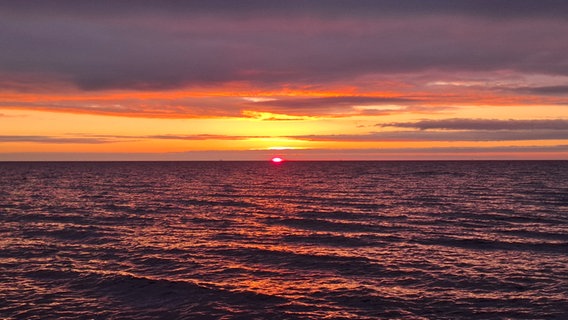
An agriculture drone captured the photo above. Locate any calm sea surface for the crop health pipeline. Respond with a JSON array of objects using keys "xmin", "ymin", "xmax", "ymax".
[{"xmin": 1, "ymin": 161, "xmax": 567, "ymax": 319}]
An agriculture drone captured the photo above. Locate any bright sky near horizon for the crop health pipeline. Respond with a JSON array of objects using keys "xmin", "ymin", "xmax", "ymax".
[{"xmin": 1, "ymin": 0, "xmax": 567, "ymax": 160}]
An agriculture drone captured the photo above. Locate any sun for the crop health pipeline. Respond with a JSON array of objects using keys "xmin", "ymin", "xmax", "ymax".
[{"xmin": 271, "ymin": 157, "xmax": 284, "ymax": 163}]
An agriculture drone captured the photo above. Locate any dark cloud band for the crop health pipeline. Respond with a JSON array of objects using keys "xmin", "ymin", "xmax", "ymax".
[
  {"xmin": 380, "ymin": 119, "xmax": 568, "ymax": 131},
  {"xmin": 4, "ymin": 1, "xmax": 568, "ymax": 19},
  {"xmin": 2, "ymin": 1, "xmax": 568, "ymax": 91},
  {"xmin": 293, "ymin": 130, "xmax": 568, "ymax": 142}
]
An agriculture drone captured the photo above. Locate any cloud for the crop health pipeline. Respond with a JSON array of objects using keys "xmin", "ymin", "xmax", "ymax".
[
  {"xmin": 240, "ymin": 111, "xmax": 311, "ymax": 121},
  {"xmin": 4, "ymin": 122, "xmax": 568, "ymax": 146},
  {"xmin": 511, "ymin": 85, "xmax": 568, "ymax": 95},
  {"xmin": 1, "ymin": 1, "xmax": 567, "ymax": 123},
  {"xmin": 142, "ymin": 134, "xmax": 269, "ymax": 140},
  {"xmin": 250, "ymin": 96, "xmax": 414, "ymax": 109},
  {"xmin": 0, "ymin": 94, "xmax": 429, "ymax": 118},
  {"xmin": 0, "ymin": 97, "xmax": 246, "ymax": 119},
  {"xmin": 0, "ymin": 135, "xmax": 116, "ymax": 144},
  {"xmin": 291, "ymin": 130, "xmax": 568, "ymax": 142},
  {"xmin": 4, "ymin": 1, "xmax": 568, "ymax": 20},
  {"xmin": 380, "ymin": 119, "xmax": 568, "ymax": 130},
  {"xmin": 1, "ymin": 1, "xmax": 568, "ymax": 92},
  {"xmin": 0, "ymin": 134, "xmax": 275, "ymax": 144},
  {"xmin": 245, "ymin": 96, "xmax": 416, "ymax": 116}
]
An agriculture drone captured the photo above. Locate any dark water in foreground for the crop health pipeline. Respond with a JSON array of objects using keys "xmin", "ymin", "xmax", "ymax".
[{"xmin": 0, "ymin": 161, "xmax": 567, "ymax": 319}]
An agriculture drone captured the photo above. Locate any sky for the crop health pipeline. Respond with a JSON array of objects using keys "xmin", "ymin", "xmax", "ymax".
[{"xmin": 1, "ymin": 0, "xmax": 567, "ymax": 161}]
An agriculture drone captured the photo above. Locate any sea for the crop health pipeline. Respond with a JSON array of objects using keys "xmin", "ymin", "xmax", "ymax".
[{"xmin": 0, "ymin": 161, "xmax": 567, "ymax": 319}]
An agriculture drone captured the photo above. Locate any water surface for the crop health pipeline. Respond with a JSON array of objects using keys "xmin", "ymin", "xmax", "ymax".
[{"xmin": 1, "ymin": 161, "xmax": 567, "ymax": 319}]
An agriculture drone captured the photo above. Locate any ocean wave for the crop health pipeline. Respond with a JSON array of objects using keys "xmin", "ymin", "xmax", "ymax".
[{"xmin": 1, "ymin": 161, "xmax": 567, "ymax": 319}]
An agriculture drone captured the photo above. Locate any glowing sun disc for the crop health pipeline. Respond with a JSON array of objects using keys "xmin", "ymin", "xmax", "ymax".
[{"xmin": 271, "ymin": 157, "xmax": 284, "ymax": 163}]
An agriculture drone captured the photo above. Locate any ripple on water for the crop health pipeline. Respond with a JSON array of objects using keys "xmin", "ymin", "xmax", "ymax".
[{"xmin": 0, "ymin": 161, "xmax": 567, "ymax": 319}]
